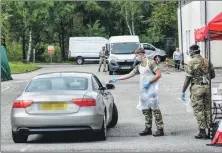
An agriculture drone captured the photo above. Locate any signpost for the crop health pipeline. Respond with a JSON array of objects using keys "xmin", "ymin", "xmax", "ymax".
[{"xmin": 48, "ymin": 45, "xmax": 55, "ymax": 64}]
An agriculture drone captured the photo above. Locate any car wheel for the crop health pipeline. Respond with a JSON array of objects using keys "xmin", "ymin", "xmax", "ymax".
[
  {"xmin": 108, "ymin": 103, "xmax": 118, "ymax": 128},
  {"xmin": 96, "ymin": 113, "xmax": 107, "ymax": 141},
  {"xmin": 12, "ymin": 131, "xmax": 28, "ymax": 143},
  {"xmin": 109, "ymin": 71, "xmax": 113, "ymax": 75},
  {"xmin": 76, "ymin": 56, "xmax": 84, "ymax": 65}
]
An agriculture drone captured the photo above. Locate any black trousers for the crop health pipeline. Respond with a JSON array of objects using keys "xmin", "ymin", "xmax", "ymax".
[{"xmin": 174, "ymin": 60, "xmax": 180, "ymax": 70}]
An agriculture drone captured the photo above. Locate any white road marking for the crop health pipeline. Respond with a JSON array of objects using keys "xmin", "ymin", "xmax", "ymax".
[
  {"xmin": 1, "ymin": 85, "xmax": 10, "ymax": 92},
  {"xmin": 1, "ymin": 85, "xmax": 19, "ymax": 93},
  {"xmin": 1, "ymin": 79, "xmax": 29, "ymax": 92}
]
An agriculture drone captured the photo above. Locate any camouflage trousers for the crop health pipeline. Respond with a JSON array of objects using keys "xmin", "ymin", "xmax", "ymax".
[
  {"xmin": 99, "ymin": 57, "xmax": 106, "ymax": 71},
  {"xmin": 191, "ymin": 85, "xmax": 211, "ymax": 130},
  {"xmin": 142, "ymin": 109, "xmax": 164, "ymax": 130}
]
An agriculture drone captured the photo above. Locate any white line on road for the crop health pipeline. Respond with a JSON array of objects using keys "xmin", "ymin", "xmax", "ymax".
[
  {"xmin": 1, "ymin": 85, "xmax": 19, "ymax": 94},
  {"xmin": 1, "ymin": 79, "xmax": 29, "ymax": 92},
  {"xmin": 1, "ymin": 85, "xmax": 10, "ymax": 92}
]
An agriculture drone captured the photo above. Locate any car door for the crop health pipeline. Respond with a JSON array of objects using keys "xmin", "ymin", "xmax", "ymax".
[
  {"xmin": 92, "ymin": 75, "xmax": 113, "ymax": 123},
  {"xmin": 91, "ymin": 76, "xmax": 105, "ymax": 116},
  {"xmin": 143, "ymin": 43, "xmax": 156, "ymax": 58}
]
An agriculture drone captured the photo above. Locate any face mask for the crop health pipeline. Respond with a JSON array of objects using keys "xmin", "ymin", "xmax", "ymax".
[
  {"xmin": 135, "ymin": 57, "xmax": 141, "ymax": 62},
  {"xmin": 188, "ymin": 49, "xmax": 199, "ymax": 57}
]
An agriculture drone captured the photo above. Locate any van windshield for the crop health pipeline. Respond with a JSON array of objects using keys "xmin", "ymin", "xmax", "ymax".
[{"xmin": 111, "ymin": 42, "xmax": 139, "ymax": 54}]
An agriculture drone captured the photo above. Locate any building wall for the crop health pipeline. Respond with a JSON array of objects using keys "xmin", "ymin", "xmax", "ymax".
[{"xmin": 178, "ymin": 1, "xmax": 222, "ymax": 67}]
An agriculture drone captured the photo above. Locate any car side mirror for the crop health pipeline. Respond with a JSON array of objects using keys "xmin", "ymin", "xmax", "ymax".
[
  {"xmin": 98, "ymin": 86, "xmax": 106, "ymax": 90},
  {"xmin": 105, "ymin": 83, "xmax": 115, "ymax": 90}
]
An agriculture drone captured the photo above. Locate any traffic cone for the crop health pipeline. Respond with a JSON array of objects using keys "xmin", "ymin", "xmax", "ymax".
[{"xmin": 208, "ymin": 120, "xmax": 222, "ymax": 146}]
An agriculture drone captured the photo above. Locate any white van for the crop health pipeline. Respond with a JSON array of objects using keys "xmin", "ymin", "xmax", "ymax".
[
  {"xmin": 107, "ymin": 35, "xmax": 140, "ymax": 75},
  {"xmin": 68, "ymin": 37, "xmax": 108, "ymax": 65}
]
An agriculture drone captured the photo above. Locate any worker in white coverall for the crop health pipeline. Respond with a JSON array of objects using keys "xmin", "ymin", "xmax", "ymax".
[{"xmin": 109, "ymin": 48, "xmax": 164, "ymax": 137}]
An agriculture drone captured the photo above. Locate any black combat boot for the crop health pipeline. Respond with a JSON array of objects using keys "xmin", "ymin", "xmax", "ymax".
[
  {"xmin": 153, "ymin": 129, "xmax": 164, "ymax": 137},
  {"xmin": 139, "ymin": 127, "xmax": 152, "ymax": 136},
  {"xmin": 195, "ymin": 129, "xmax": 208, "ymax": 139}
]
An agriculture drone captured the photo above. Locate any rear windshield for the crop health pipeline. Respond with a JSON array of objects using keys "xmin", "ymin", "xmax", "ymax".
[{"xmin": 25, "ymin": 77, "xmax": 88, "ymax": 92}]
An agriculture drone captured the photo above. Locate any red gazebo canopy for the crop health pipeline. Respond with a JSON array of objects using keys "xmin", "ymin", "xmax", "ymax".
[
  {"xmin": 195, "ymin": 27, "xmax": 207, "ymax": 42},
  {"xmin": 194, "ymin": 12, "xmax": 222, "ymax": 42},
  {"xmin": 208, "ymin": 12, "xmax": 222, "ymax": 32}
]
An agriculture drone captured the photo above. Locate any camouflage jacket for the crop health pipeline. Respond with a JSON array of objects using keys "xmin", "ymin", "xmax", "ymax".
[{"xmin": 185, "ymin": 54, "xmax": 214, "ymax": 86}]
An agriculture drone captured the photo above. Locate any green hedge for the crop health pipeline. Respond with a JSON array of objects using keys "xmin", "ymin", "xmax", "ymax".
[{"xmin": 6, "ymin": 41, "xmax": 23, "ymax": 61}]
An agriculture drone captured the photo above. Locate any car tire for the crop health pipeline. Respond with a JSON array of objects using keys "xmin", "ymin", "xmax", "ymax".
[
  {"xmin": 76, "ymin": 56, "xmax": 84, "ymax": 65},
  {"xmin": 109, "ymin": 71, "xmax": 113, "ymax": 75},
  {"xmin": 96, "ymin": 113, "xmax": 107, "ymax": 141},
  {"xmin": 108, "ymin": 103, "xmax": 118, "ymax": 128},
  {"xmin": 12, "ymin": 131, "xmax": 28, "ymax": 143}
]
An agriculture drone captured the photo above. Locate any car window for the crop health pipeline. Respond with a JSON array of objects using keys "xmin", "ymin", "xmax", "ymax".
[
  {"xmin": 143, "ymin": 44, "xmax": 155, "ymax": 51},
  {"xmin": 93, "ymin": 75, "xmax": 103, "ymax": 87},
  {"xmin": 92, "ymin": 77, "xmax": 99, "ymax": 90},
  {"xmin": 25, "ymin": 77, "xmax": 88, "ymax": 92}
]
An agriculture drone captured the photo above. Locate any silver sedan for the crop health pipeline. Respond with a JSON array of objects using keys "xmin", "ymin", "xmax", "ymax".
[{"xmin": 11, "ymin": 72, "xmax": 118, "ymax": 143}]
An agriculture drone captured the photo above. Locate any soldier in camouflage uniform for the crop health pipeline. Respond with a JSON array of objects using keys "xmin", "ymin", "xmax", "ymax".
[
  {"xmin": 98, "ymin": 46, "xmax": 107, "ymax": 72},
  {"xmin": 109, "ymin": 48, "xmax": 164, "ymax": 137},
  {"xmin": 181, "ymin": 44, "xmax": 215, "ymax": 139}
]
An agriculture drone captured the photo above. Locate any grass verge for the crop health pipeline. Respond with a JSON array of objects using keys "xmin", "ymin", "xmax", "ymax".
[{"xmin": 9, "ymin": 62, "xmax": 40, "ymax": 74}]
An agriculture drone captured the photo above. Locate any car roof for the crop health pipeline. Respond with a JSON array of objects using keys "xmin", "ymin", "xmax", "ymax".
[{"xmin": 32, "ymin": 72, "xmax": 94, "ymax": 80}]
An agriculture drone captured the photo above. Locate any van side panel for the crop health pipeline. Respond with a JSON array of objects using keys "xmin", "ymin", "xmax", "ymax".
[{"xmin": 69, "ymin": 37, "xmax": 108, "ymax": 61}]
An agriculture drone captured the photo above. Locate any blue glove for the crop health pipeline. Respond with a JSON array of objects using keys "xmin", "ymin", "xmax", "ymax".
[
  {"xmin": 135, "ymin": 57, "xmax": 141, "ymax": 62},
  {"xmin": 181, "ymin": 92, "xmax": 185, "ymax": 101},
  {"xmin": 109, "ymin": 78, "xmax": 117, "ymax": 84},
  {"xmin": 143, "ymin": 81, "xmax": 151, "ymax": 89}
]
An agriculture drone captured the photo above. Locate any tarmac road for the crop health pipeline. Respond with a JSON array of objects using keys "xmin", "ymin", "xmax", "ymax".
[{"xmin": 1, "ymin": 64, "xmax": 222, "ymax": 152}]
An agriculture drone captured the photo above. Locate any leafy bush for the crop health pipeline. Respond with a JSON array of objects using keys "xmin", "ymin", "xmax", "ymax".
[{"xmin": 6, "ymin": 41, "xmax": 23, "ymax": 61}]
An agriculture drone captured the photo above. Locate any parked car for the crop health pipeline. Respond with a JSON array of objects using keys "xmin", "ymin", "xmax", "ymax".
[
  {"xmin": 140, "ymin": 43, "xmax": 167, "ymax": 62},
  {"xmin": 68, "ymin": 37, "xmax": 108, "ymax": 65},
  {"xmin": 11, "ymin": 72, "xmax": 118, "ymax": 143}
]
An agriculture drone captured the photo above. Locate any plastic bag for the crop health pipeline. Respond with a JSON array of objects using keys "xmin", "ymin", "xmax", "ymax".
[{"xmin": 183, "ymin": 99, "xmax": 193, "ymax": 113}]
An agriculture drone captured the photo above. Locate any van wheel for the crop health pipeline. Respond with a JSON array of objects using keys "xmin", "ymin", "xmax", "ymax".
[
  {"xmin": 109, "ymin": 71, "xmax": 113, "ymax": 75},
  {"xmin": 76, "ymin": 56, "xmax": 84, "ymax": 65},
  {"xmin": 108, "ymin": 103, "xmax": 118, "ymax": 128},
  {"xmin": 12, "ymin": 131, "xmax": 28, "ymax": 143}
]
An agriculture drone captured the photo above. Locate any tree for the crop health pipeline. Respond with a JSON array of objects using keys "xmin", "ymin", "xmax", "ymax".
[
  {"xmin": 112, "ymin": 1, "xmax": 143, "ymax": 35},
  {"xmin": 87, "ymin": 20, "xmax": 107, "ymax": 38},
  {"xmin": 145, "ymin": 1, "xmax": 178, "ymax": 45},
  {"xmin": 1, "ymin": 1, "xmax": 178, "ymax": 62}
]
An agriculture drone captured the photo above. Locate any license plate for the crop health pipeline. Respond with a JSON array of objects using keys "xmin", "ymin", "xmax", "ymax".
[
  {"xmin": 40, "ymin": 102, "xmax": 67, "ymax": 110},
  {"xmin": 121, "ymin": 67, "xmax": 131, "ymax": 69}
]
